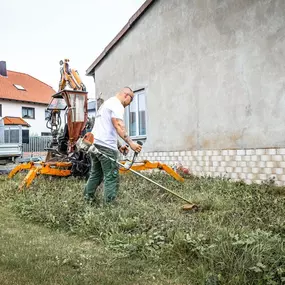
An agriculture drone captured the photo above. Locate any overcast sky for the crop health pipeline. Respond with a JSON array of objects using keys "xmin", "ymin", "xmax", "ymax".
[{"xmin": 1, "ymin": 0, "xmax": 145, "ymax": 100}]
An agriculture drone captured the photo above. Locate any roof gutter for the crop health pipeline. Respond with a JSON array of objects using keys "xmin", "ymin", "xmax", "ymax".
[{"xmin": 0, "ymin": 98, "xmax": 49, "ymax": 105}]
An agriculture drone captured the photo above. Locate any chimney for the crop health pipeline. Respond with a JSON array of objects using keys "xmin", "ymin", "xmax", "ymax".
[{"xmin": 0, "ymin": 61, "xmax": 7, "ymax": 77}]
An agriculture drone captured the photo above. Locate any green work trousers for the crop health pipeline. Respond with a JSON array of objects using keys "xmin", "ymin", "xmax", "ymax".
[{"xmin": 84, "ymin": 144, "xmax": 119, "ymax": 203}]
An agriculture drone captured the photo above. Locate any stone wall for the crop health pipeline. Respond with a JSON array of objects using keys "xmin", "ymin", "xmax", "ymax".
[{"xmin": 134, "ymin": 147, "xmax": 285, "ymax": 185}]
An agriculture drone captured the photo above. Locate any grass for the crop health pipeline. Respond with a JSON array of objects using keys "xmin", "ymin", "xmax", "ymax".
[
  {"xmin": 0, "ymin": 172, "xmax": 285, "ymax": 284},
  {"xmin": 0, "ymin": 207, "xmax": 162, "ymax": 285}
]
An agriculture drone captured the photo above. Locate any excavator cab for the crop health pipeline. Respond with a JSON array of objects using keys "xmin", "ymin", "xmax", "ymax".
[{"xmin": 46, "ymin": 90, "xmax": 88, "ymax": 156}]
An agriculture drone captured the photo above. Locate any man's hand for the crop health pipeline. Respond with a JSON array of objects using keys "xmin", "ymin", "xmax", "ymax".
[
  {"xmin": 119, "ymin": 145, "xmax": 129, "ymax": 155},
  {"xmin": 112, "ymin": 118, "xmax": 142, "ymax": 153},
  {"xmin": 129, "ymin": 142, "xmax": 142, "ymax": 153}
]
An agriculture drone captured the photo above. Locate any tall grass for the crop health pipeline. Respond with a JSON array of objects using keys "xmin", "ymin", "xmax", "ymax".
[{"xmin": 0, "ymin": 173, "xmax": 284, "ymax": 284}]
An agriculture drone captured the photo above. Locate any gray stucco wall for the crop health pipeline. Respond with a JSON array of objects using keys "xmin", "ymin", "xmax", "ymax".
[{"xmin": 92, "ymin": 0, "xmax": 285, "ymax": 152}]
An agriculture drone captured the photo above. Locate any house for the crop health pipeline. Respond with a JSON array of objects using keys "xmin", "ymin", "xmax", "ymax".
[
  {"xmin": 86, "ymin": 0, "xmax": 285, "ymax": 185},
  {"xmin": 0, "ymin": 61, "xmax": 56, "ymax": 136}
]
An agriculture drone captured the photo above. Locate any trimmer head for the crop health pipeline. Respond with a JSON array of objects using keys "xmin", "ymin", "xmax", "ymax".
[{"xmin": 182, "ymin": 203, "xmax": 199, "ymax": 211}]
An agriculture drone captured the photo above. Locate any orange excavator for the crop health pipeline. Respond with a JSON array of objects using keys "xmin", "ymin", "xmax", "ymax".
[
  {"xmin": 9, "ymin": 59, "xmax": 94, "ymax": 188},
  {"xmin": 8, "ymin": 59, "xmax": 184, "ymax": 189}
]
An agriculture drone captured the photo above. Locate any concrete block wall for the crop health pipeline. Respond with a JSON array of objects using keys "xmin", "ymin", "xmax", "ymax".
[
  {"xmin": 31, "ymin": 149, "xmax": 285, "ymax": 186},
  {"xmin": 134, "ymin": 148, "xmax": 285, "ymax": 186}
]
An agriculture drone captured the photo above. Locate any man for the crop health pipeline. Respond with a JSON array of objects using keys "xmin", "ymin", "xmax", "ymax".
[{"xmin": 84, "ymin": 87, "xmax": 142, "ymax": 203}]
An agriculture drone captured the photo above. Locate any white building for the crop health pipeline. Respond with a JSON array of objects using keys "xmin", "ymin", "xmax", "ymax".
[
  {"xmin": 0, "ymin": 61, "xmax": 56, "ymax": 136},
  {"xmin": 86, "ymin": 0, "xmax": 285, "ymax": 185}
]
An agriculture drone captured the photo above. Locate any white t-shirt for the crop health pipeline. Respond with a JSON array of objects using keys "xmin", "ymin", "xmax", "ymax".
[{"xmin": 92, "ymin": 96, "xmax": 124, "ymax": 150}]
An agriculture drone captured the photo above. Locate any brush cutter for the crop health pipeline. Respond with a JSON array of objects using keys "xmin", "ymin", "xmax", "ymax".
[{"xmin": 87, "ymin": 144, "xmax": 198, "ymax": 211}]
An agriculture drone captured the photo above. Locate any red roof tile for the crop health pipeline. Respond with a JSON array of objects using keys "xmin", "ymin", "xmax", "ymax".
[
  {"xmin": 3, "ymin": 116, "xmax": 30, "ymax": 127},
  {"xmin": 0, "ymin": 71, "xmax": 56, "ymax": 104}
]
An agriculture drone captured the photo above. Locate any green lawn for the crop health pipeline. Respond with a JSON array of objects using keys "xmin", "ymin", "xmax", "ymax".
[
  {"xmin": 0, "ymin": 207, "xmax": 165, "ymax": 285},
  {"xmin": 0, "ymin": 173, "xmax": 284, "ymax": 285}
]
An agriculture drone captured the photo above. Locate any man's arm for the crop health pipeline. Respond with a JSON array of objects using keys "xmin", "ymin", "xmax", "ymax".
[
  {"xmin": 112, "ymin": 118, "xmax": 132, "ymax": 144},
  {"xmin": 112, "ymin": 118, "xmax": 142, "ymax": 152}
]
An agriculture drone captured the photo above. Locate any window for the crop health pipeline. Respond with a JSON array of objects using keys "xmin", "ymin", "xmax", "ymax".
[
  {"xmin": 22, "ymin": 130, "xmax": 29, "ymax": 144},
  {"xmin": 22, "ymin": 107, "xmax": 35, "ymax": 119},
  {"xmin": 4, "ymin": 129, "xmax": 20, "ymax": 143},
  {"xmin": 14, "ymin": 84, "xmax": 26, "ymax": 91},
  {"xmin": 47, "ymin": 97, "xmax": 67, "ymax": 110},
  {"xmin": 0, "ymin": 104, "xmax": 2, "ymax": 117},
  {"xmin": 125, "ymin": 89, "xmax": 146, "ymax": 137}
]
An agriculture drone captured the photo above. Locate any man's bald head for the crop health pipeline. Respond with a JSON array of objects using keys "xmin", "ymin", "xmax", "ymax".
[
  {"xmin": 116, "ymin": 86, "xmax": 134, "ymax": 107},
  {"xmin": 122, "ymin": 86, "xmax": 133, "ymax": 93}
]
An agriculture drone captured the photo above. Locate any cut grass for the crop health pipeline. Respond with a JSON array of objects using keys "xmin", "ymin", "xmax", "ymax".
[
  {"xmin": 0, "ymin": 207, "xmax": 173, "ymax": 285},
  {"xmin": 0, "ymin": 173, "xmax": 285, "ymax": 284}
]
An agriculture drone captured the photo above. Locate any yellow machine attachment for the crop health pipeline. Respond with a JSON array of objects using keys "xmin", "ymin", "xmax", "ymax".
[
  {"xmin": 8, "ymin": 159, "xmax": 184, "ymax": 190},
  {"xmin": 8, "ymin": 161, "xmax": 72, "ymax": 190},
  {"xmin": 119, "ymin": 160, "xmax": 184, "ymax": 182}
]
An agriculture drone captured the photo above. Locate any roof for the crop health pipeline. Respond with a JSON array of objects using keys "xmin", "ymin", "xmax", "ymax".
[
  {"xmin": 3, "ymin": 116, "xmax": 30, "ymax": 127},
  {"xmin": 86, "ymin": 0, "xmax": 155, "ymax": 76},
  {"xmin": 0, "ymin": 70, "xmax": 56, "ymax": 104}
]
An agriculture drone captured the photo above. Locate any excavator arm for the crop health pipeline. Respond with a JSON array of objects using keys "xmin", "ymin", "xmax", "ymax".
[{"xmin": 58, "ymin": 59, "xmax": 86, "ymax": 92}]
